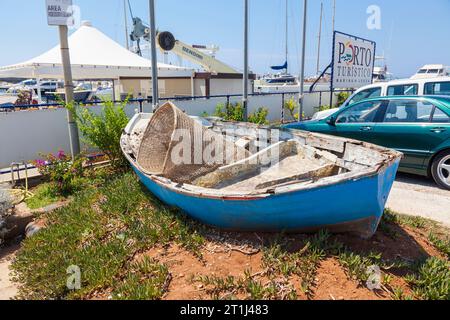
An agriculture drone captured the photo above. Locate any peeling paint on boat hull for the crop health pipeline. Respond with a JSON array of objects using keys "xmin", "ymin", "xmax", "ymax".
[{"xmin": 130, "ymin": 159, "xmax": 400, "ymax": 238}]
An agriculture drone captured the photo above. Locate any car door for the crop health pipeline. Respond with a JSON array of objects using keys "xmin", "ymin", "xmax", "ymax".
[
  {"xmin": 373, "ymin": 99, "xmax": 448, "ymax": 172},
  {"xmin": 328, "ymin": 100, "xmax": 386, "ymax": 143}
]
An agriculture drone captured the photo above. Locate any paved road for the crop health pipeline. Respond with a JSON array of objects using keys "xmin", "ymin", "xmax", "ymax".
[{"xmin": 387, "ymin": 173, "xmax": 450, "ymax": 227}]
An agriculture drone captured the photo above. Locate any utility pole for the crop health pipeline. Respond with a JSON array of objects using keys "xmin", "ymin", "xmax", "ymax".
[
  {"xmin": 58, "ymin": 25, "xmax": 80, "ymax": 159},
  {"xmin": 298, "ymin": 0, "xmax": 308, "ymax": 122},
  {"xmin": 243, "ymin": 0, "xmax": 249, "ymax": 121},
  {"xmin": 149, "ymin": 0, "xmax": 159, "ymax": 111},
  {"xmin": 316, "ymin": 2, "xmax": 323, "ymax": 76},
  {"xmin": 46, "ymin": 0, "xmax": 80, "ymax": 159},
  {"xmin": 124, "ymin": 0, "xmax": 130, "ymax": 50}
]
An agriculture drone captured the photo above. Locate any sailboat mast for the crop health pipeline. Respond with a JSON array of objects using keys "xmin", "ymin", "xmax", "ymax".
[
  {"xmin": 285, "ymin": 0, "xmax": 288, "ymax": 74},
  {"xmin": 316, "ymin": 2, "xmax": 323, "ymax": 75},
  {"xmin": 332, "ymin": 0, "xmax": 336, "ymax": 33},
  {"xmin": 124, "ymin": 0, "xmax": 130, "ymax": 50}
]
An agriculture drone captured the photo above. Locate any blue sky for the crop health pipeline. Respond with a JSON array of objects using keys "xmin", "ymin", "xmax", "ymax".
[{"xmin": 0, "ymin": 0, "xmax": 449, "ymax": 77}]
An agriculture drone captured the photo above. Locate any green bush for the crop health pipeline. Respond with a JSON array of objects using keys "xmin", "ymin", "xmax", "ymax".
[
  {"xmin": 69, "ymin": 100, "xmax": 129, "ymax": 169},
  {"xmin": 214, "ymin": 103, "xmax": 269, "ymax": 125},
  {"xmin": 214, "ymin": 102, "xmax": 245, "ymax": 122},
  {"xmin": 318, "ymin": 105, "xmax": 332, "ymax": 112},
  {"xmin": 248, "ymin": 107, "xmax": 269, "ymax": 125},
  {"xmin": 337, "ymin": 91, "xmax": 351, "ymax": 106},
  {"xmin": 34, "ymin": 151, "xmax": 85, "ymax": 197},
  {"xmin": 284, "ymin": 97, "xmax": 298, "ymax": 120}
]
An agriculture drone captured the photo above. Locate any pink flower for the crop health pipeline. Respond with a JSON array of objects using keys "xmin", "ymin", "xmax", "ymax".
[
  {"xmin": 35, "ymin": 159, "xmax": 46, "ymax": 168},
  {"xmin": 57, "ymin": 150, "xmax": 66, "ymax": 160}
]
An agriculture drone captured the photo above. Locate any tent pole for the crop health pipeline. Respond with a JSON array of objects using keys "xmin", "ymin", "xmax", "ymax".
[
  {"xmin": 149, "ymin": 0, "xmax": 159, "ymax": 111},
  {"xmin": 59, "ymin": 25, "xmax": 80, "ymax": 159}
]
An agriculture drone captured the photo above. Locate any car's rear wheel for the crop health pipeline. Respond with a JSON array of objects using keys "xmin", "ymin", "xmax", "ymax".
[{"xmin": 431, "ymin": 150, "xmax": 450, "ymax": 190}]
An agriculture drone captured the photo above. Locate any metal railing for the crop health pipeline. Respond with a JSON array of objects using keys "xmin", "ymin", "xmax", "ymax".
[{"xmin": 1, "ymin": 89, "xmax": 354, "ymax": 114}]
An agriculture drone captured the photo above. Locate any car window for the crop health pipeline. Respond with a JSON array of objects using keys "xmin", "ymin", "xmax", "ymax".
[
  {"xmin": 432, "ymin": 108, "xmax": 450, "ymax": 123},
  {"xmin": 383, "ymin": 100, "xmax": 434, "ymax": 123},
  {"xmin": 336, "ymin": 101, "xmax": 383, "ymax": 124},
  {"xmin": 348, "ymin": 87, "xmax": 382, "ymax": 105},
  {"xmin": 424, "ymin": 81, "xmax": 450, "ymax": 95},
  {"xmin": 387, "ymin": 84, "xmax": 418, "ymax": 96}
]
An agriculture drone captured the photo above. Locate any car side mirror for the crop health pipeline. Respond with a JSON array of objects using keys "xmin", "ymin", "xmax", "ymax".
[{"xmin": 327, "ymin": 116, "xmax": 337, "ymax": 126}]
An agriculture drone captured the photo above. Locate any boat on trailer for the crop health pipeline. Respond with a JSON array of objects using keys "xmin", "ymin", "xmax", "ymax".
[{"xmin": 121, "ymin": 102, "xmax": 402, "ymax": 238}]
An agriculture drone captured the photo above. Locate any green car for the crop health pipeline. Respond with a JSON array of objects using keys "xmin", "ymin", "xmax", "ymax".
[{"xmin": 284, "ymin": 96, "xmax": 450, "ymax": 190}]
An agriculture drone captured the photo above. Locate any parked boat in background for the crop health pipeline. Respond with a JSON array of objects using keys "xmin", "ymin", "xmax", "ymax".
[
  {"xmin": 0, "ymin": 82, "xmax": 11, "ymax": 94},
  {"xmin": 121, "ymin": 102, "xmax": 402, "ymax": 238},
  {"xmin": 411, "ymin": 64, "xmax": 449, "ymax": 80}
]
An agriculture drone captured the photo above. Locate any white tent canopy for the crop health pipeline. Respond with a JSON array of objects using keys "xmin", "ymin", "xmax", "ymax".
[{"xmin": 0, "ymin": 21, "xmax": 194, "ymax": 80}]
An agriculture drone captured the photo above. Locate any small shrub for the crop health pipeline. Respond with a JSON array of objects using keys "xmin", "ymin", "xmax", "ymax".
[
  {"xmin": 214, "ymin": 103, "xmax": 269, "ymax": 125},
  {"xmin": 284, "ymin": 97, "xmax": 299, "ymax": 120},
  {"xmin": 34, "ymin": 151, "xmax": 85, "ymax": 197},
  {"xmin": 214, "ymin": 102, "xmax": 245, "ymax": 122},
  {"xmin": 284, "ymin": 97, "xmax": 306, "ymax": 121},
  {"xmin": 69, "ymin": 100, "xmax": 130, "ymax": 169},
  {"xmin": 248, "ymin": 107, "xmax": 269, "ymax": 125},
  {"xmin": 337, "ymin": 91, "xmax": 351, "ymax": 106},
  {"xmin": 319, "ymin": 105, "xmax": 332, "ymax": 112}
]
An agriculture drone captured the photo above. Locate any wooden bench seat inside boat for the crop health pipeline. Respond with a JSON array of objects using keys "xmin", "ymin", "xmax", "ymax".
[{"xmin": 193, "ymin": 140, "xmax": 344, "ymax": 191}]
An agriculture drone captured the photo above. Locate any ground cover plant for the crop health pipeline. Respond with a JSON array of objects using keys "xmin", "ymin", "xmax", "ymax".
[{"xmin": 11, "ymin": 171, "xmax": 450, "ymax": 300}]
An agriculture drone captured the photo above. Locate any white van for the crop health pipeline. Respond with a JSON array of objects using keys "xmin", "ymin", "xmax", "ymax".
[{"xmin": 312, "ymin": 76, "xmax": 450, "ymax": 120}]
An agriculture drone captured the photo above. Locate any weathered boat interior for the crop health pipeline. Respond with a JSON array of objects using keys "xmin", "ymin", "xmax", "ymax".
[{"xmin": 121, "ymin": 102, "xmax": 400, "ymax": 196}]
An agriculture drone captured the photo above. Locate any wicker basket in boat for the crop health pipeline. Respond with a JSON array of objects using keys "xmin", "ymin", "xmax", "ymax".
[{"xmin": 137, "ymin": 102, "xmax": 249, "ymax": 183}]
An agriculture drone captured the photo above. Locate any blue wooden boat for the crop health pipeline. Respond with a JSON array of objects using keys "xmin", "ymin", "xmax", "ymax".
[{"xmin": 121, "ymin": 102, "xmax": 402, "ymax": 238}]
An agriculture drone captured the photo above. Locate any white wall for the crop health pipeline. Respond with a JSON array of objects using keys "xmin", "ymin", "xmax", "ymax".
[{"xmin": 0, "ymin": 104, "xmax": 141, "ymax": 168}]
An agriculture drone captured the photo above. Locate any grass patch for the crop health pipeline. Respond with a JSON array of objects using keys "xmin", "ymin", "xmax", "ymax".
[
  {"xmin": 197, "ymin": 270, "xmax": 298, "ymax": 300},
  {"xmin": 25, "ymin": 183, "xmax": 62, "ymax": 210},
  {"xmin": 261, "ymin": 231, "xmax": 336, "ymax": 298},
  {"xmin": 338, "ymin": 251, "xmax": 383, "ymax": 284},
  {"xmin": 11, "ymin": 172, "xmax": 205, "ymax": 300},
  {"xmin": 113, "ymin": 257, "xmax": 171, "ymax": 300},
  {"xmin": 383, "ymin": 209, "xmax": 429, "ymax": 230},
  {"xmin": 428, "ymin": 233, "xmax": 450, "ymax": 260},
  {"xmin": 405, "ymin": 257, "xmax": 450, "ymax": 300}
]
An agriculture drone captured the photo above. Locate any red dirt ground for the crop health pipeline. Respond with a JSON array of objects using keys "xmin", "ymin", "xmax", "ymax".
[{"xmin": 127, "ymin": 220, "xmax": 447, "ymax": 300}]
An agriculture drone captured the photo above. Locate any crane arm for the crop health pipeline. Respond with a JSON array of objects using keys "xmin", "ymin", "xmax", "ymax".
[{"xmin": 157, "ymin": 32, "xmax": 239, "ymax": 74}]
